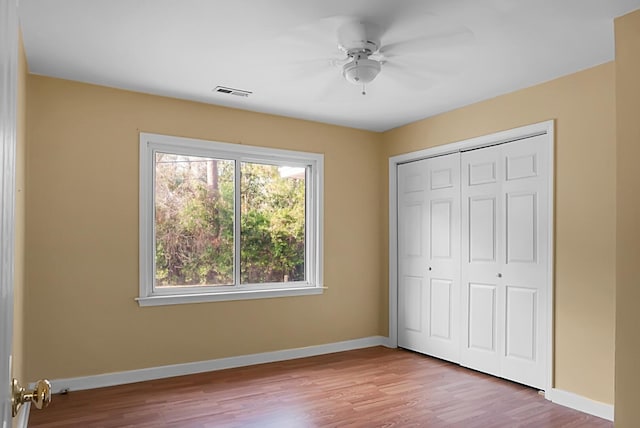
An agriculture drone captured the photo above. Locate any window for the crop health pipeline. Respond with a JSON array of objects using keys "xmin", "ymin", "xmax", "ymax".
[{"xmin": 138, "ymin": 133, "xmax": 323, "ymax": 306}]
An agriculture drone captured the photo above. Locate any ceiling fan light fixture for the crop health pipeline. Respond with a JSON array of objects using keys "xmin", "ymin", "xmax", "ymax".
[{"xmin": 342, "ymin": 57, "xmax": 381, "ymax": 85}]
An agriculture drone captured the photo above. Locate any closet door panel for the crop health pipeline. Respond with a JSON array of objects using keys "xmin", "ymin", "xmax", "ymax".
[
  {"xmin": 397, "ymin": 153, "xmax": 461, "ymax": 363},
  {"xmin": 461, "ymin": 135, "xmax": 548, "ymax": 390},
  {"xmin": 430, "ymin": 199, "xmax": 452, "ymax": 259},
  {"xmin": 397, "ymin": 160, "xmax": 430, "ymax": 353},
  {"xmin": 505, "ymin": 285, "xmax": 536, "ymax": 361},
  {"xmin": 500, "ymin": 135, "xmax": 548, "ymax": 389},
  {"xmin": 506, "ymin": 192, "xmax": 537, "ymax": 264},
  {"xmin": 425, "ymin": 153, "xmax": 461, "ymax": 362},
  {"xmin": 461, "ymin": 145, "xmax": 503, "ymax": 377},
  {"xmin": 429, "ymin": 278, "xmax": 452, "ymax": 340},
  {"xmin": 469, "ymin": 196, "xmax": 497, "ymax": 262}
]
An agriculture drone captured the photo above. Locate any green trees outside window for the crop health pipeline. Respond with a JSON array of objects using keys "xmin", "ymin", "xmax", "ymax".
[
  {"xmin": 154, "ymin": 152, "xmax": 306, "ymax": 287},
  {"xmin": 240, "ymin": 162, "xmax": 306, "ymax": 284}
]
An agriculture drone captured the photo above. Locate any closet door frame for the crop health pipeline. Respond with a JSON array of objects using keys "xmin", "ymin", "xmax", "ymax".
[{"xmin": 388, "ymin": 120, "xmax": 554, "ymax": 394}]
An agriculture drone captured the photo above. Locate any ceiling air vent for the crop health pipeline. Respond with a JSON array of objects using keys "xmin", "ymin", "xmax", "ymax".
[{"xmin": 213, "ymin": 86, "xmax": 252, "ymax": 98}]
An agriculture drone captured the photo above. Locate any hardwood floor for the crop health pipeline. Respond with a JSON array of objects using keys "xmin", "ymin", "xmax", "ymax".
[{"xmin": 29, "ymin": 347, "xmax": 611, "ymax": 427}]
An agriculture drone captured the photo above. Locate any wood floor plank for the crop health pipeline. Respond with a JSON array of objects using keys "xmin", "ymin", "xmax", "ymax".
[{"xmin": 28, "ymin": 347, "xmax": 612, "ymax": 427}]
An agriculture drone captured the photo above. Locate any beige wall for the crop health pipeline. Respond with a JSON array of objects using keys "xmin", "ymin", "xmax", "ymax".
[
  {"xmin": 24, "ymin": 76, "xmax": 384, "ymax": 381},
  {"xmin": 614, "ymin": 9, "xmax": 640, "ymax": 426},
  {"xmin": 381, "ymin": 63, "xmax": 617, "ymax": 404},
  {"xmin": 12, "ymin": 32, "xmax": 28, "ymax": 392}
]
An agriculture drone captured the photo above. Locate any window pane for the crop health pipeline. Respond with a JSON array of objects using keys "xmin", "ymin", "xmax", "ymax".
[
  {"xmin": 240, "ymin": 162, "xmax": 306, "ymax": 284},
  {"xmin": 155, "ymin": 153, "xmax": 234, "ymax": 286}
]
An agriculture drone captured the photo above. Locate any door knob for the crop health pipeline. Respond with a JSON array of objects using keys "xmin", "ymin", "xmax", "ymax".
[
  {"xmin": 12, "ymin": 378, "xmax": 51, "ymax": 417},
  {"xmin": 497, "ymin": 273, "xmax": 502, "ymax": 278}
]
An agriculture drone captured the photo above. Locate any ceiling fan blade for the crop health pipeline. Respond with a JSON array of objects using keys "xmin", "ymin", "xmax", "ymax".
[
  {"xmin": 281, "ymin": 58, "xmax": 346, "ymax": 84},
  {"xmin": 229, "ymin": 19, "xmax": 349, "ymax": 85},
  {"xmin": 265, "ymin": 16, "xmax": 352, "ymax": 62},
  {"xmin": 378, "ymin": 61, "xmax": 439, "ymax": 92},
  {"xmin": 380, "ymin": 28, "xmax": 475, "ymax": 57},
  {"xmin": 380, "ymin": 51, "xmax": 470, "ymax": 77},
  {"xmin": 233, "ymin": 56, "xmax": 337, "ymax": 88},
  {"xmin": 235, "ymin": 15, "xmax": 350, "ymax": 86}
]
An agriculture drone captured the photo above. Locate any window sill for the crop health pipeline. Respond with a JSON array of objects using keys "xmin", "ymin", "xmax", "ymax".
[{"xmin": 136, "ymin": 286, "xmax": 324, "ymax": 307}]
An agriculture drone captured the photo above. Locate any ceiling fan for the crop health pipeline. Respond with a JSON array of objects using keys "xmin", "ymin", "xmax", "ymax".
[
  {"xmin": 228, "ymin": 13, "xmax": 475, "ymax": 100},
  {"xmin": 284, "ymin": 14, "xmax": 476, "ymax": 97}
]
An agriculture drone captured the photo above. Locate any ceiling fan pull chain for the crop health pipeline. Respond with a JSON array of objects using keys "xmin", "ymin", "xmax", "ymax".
[{"xmin": 362, "ymin": 84, "xmax": 366, "ymax": 95}]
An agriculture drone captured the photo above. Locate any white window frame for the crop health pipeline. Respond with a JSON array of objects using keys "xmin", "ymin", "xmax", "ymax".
[{"xmin": 137, "ymin": 133, "xmax": 324, "ymax": 307}]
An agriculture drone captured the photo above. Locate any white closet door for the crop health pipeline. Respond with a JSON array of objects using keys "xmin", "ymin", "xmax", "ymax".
[
  {"xmin": 460, "ymin": 145, "xmax": 503, "ymax": 377},
  {"xmin": 398, "ymin": 159, "xmax": 430, "ymax": 354},
  {"xmin": 500, "ymin": 135, "xmax": 548, "ymax": 388},
  {"xmin": 460, "ymin": 135, "xmax": 548, "ymax": 389},
  {"xmin": 398, "ymin": 153, "xmax": 460, "ymax": 362}
]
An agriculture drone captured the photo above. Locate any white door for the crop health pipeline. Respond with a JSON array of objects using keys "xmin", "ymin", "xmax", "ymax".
[
  {"xmin": 1, "ymin": 0, "xmax": 19, "ymax": 424},
  {"xmin": 459, "ymin": 144, "xmax": 503, "ymax": 377},
  {"xmin": 460, "ymin": 134, "xmax": 548, "ymax": 389},
  {"xmin": 398, "ymin": 153, "xmax": 460, "ymax": 363}
]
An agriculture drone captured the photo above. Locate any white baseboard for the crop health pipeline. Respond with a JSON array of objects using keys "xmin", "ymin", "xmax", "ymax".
[
  {"xmin": 43, "ymin": 336, "xmax": 389, "ymax": 393},
  {"xmin": 15, "ymin": 402, "xmax": 30, "ymax": 428},
  {"xmin": 545, "ymin": 388, "xmax": 614, "ymax": 421}
]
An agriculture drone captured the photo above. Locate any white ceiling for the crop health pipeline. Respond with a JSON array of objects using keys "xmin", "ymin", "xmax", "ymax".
[{"xmin": 19, "ymin": 0, "xmax": 640, "ymax": 132}]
